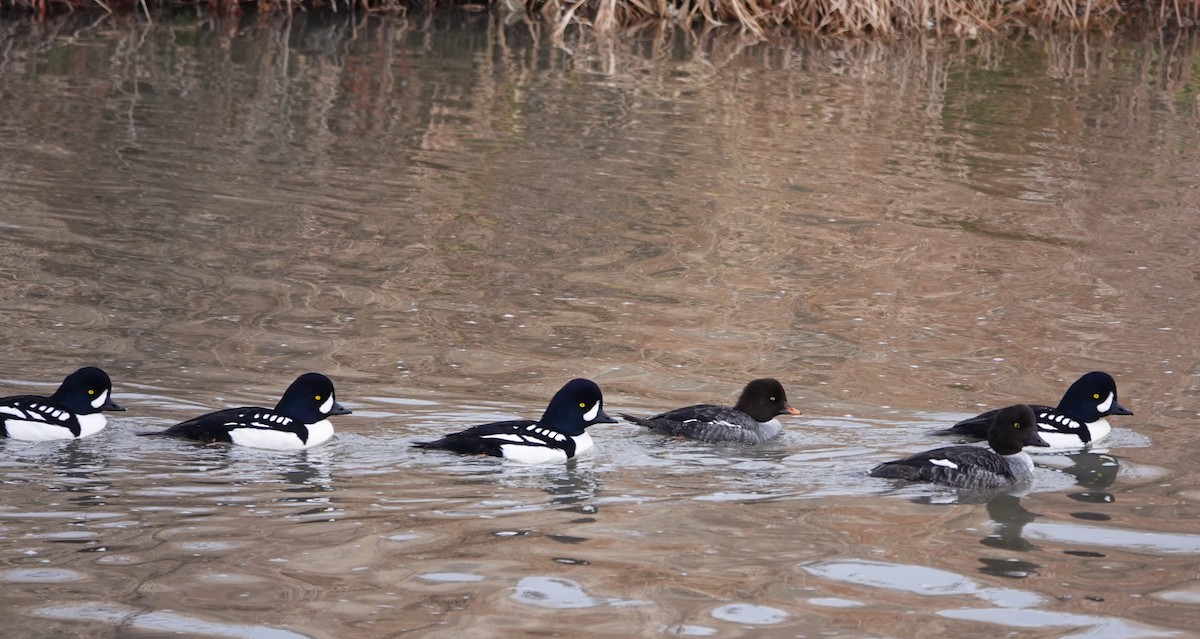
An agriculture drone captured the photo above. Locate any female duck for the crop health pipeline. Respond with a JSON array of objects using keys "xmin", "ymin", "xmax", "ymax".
[
  {"xmin": 871, "ymin": 404, "xmax": 1050, "ymax": 490},
  {"xmin": 937, "ymin": 371, "xmax": 1132, "ymax": 449},
  {"xmin": 620, "ymin": 378, "xmax": 800, "ymax": 444}
]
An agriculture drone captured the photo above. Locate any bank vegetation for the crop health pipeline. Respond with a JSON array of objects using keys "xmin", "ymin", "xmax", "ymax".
[{"xmin": 3, "ymin": 0, "xmax": 1198, "ymax": 37}]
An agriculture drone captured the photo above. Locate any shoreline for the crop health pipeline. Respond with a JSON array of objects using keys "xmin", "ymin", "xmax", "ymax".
[{"xmin": 2, "ymin": 0, "xmax": 1197, "ymax": 38}]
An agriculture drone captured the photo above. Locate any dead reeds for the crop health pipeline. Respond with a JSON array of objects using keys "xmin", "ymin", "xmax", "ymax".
[{"xmin": 2, "ymin": 0, "xmax": 1197, "ymax": 38}]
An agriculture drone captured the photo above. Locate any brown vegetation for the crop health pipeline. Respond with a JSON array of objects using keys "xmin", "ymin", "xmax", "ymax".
[{"xmin": 2, "ymin": 0, "xmax": 1198, "ymax": 38}]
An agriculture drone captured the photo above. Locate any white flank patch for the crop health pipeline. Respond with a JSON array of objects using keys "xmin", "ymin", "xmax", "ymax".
[
  {"xmin": 4, "ymin": 420, "xmax": 77, "ymax": 441},
  {"xmin": 76, "ymin": 413, "xmax": 108, "ymax": 438},
  {"xmin": 304, "ymin": 420, "xmax": 335, "ymax": 447},
  {"xmin": 929, "ymin": 458, "xmax": 958, "ymax": 470},
  {"xmin": 1097, "ymin": 392, "xmax": 1114, "ymax": 413},
  {"xmin": 90, "ymin": 389, "xmax": 109, "ymax": 409},
  {"xmin": 572, "ymin": 433, "xmax": 594, "ymax": 455},
  {"xmin": 0, "ymin": 406, "xmax": 24, "ymax": 418},
  {"xmin": 500, "ymin": 443, "xmax": 568, "ymax": 464},
  {"xmin": 582, "ymin": 403, "xmax": 600, "ymax": 422},
  {"xmin": 319, "ymin": 395, "xmax": 334, "ymax": 414},
  {"xmin": 229, "ymin": 420, "xmax": 334, "ymax": 451},
  {"xmin": 1084, "ymin": 418, "xmax": 1111, "ymax": 443}
]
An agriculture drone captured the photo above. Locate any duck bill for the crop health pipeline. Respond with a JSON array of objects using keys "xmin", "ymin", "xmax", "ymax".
[
  {"xmin": 104, "ymin": 398, "xmax": 125, "ymax": 411},
  {"xmin": 330, "ymin": 402, "xmax": 352, "ymax": 416},
  {"xmin": 1028, "ymin": 430, "xmax": 1052, "ymax": 448},
  {"xmin": 784, "ymin": 404, "xmax": 801, "ymax": 416},
  {"xmin": 594, "ymin": 409, "xmax": 618, "ymax": 425},
  {"xmin": 1109, "ymin": 401, "xmax": 1133, "ymax": 416}
]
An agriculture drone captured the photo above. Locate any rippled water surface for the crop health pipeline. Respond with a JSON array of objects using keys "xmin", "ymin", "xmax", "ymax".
[{"xmin": 2, "ymin": 12, "xmax": 1200, "ymax": 638}]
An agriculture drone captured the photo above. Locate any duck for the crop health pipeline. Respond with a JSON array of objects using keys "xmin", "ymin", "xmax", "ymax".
[
  {"xmin": 138, "ymin": 373, "xmax": 349, "ymax": 450},
  {"xmin": 936, "ymin": 371, "xmax": 1132, "ymax": 449},
  {"xmin": 871, "ymin": 404, "xmax": 1050, "ymax": 490},
  {"xmin": 412, "ymin": 378, "xmax": 616, "ymax": 463},
  {"xmin": 0, "ymin": 367, "xmax": 124, "ymax": 441},
  {"xmin": 619, "ymin": 378, "xmax": 799, "ymax": 444}
]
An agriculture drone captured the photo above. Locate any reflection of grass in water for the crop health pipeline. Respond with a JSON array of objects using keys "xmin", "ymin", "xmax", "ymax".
[
  {"xmin": 4, "ymin": 0, "xmax": 1195, "ymax": 38},
  {"xmin": 910, "ymin": 215, "xmax": 1080, "ymax": 247}
]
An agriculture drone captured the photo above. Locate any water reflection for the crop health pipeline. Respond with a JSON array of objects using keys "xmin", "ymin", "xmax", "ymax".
[
  {"xmin": 936, "ymin": 607, "xmax": 1177, "ymax": 639},
  {"xmin": 511, "ymin": 575, "xmax": 649, "ymax": 609},
  {"xmin": 802, "ymin": 558, "xmax": 1042, "ymax": 608},
  {"xmin": 2, "ymin": 11, "xmax": 1200, "ymax": 639},
  {"xmin": 977, "ymin": 452, "xmax": 1124, "ymax": 574},
  {"xmin": 979, "ymin": 493, "xmax": 1040, "ymax": 555},
  {"xmin": 33, "ymin": 602, "xmax": 316, "ymax": 639},
  {"xmin": 1061, "ymin": 451, "xmax": 1121, "ymax": 506}
]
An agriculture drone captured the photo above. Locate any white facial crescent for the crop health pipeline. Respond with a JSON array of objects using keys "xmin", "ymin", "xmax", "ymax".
[{"xmin": 582, "ymin": 402, "xmax": 600, "ymax": 422}]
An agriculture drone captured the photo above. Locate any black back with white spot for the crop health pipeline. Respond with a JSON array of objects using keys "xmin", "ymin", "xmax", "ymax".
[
  {"xmin": 619, "ymin": 378, "xmax": 797, "ymax": 444},
  {"xmin": 871, "ymin": 405, "xmax": 1049, "ymax": 489}
]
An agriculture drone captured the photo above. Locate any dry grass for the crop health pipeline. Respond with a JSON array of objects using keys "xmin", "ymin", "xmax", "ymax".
[{"xmin": 2, "ymin": 0, "xmax": 1197, "ymax": 37}]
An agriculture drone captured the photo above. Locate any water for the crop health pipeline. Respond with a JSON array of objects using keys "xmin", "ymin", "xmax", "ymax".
[{"xmin": 2, "ymin": 12, "xmax": 1200, "ymax": 638}]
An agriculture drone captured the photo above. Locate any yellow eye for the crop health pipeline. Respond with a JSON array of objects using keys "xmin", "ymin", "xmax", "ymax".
[
  {"xmin": 1093, "ymin": 393, "xmax": 1100, "ymax": 399},
  {"xmin": 315, "ymin": 395, "xmax": 323, "ymax": 401},
  {"xmin": 1013, "ymin": 422, "xmax": 1020, "ymax": 428},
  {"xmin": 87, "ymin": 389, "xmax": 95, "ymax": 395},
  {"xmin": 770, "ymin": 397, "xmax": 776, "ymax": 402},
  {"xmin": 579, "ymin": 402, "xmax": 586, "ymax": 408}
]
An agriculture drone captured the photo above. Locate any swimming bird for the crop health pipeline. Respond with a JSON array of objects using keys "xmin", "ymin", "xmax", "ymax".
[
  {"xmin": 619, "ymin": 378, "xmax": 799, "ymax": 444},
  {"xmin": 0, "ymin": 367, "xmax": 124, "ymax": 441},
  {"xmin": 412, "ymin": 378, "xmax": 616, "ymax": 463},
  {"xmin": 936, "ymin": 371, "xmax": 1132, "ymax": 449},
  {"xmin": 871, "ymin": 404, "xmax": 1050, "ymax": 490},
  {"xmin": 139, "ymin": 373, "xmax": 349, "ymax": 450}
]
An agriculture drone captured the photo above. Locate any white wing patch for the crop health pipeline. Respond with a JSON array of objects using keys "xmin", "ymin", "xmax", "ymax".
[
  {"xmin": 529, "ymin": 425, "xmax": 566, "ymax": 442},
  {"xmin": 929, "ymin": 459, "xmax": 959, "ymax": 470},
  {"xmin": 482, "ymin": 433, "xmax": 526, "ymax": 443},
  {"xmin": 1035, "ymin": 418, "xmax": 1111, "ymax": 450},
  {"xmin": 1039, "ymin": 412, "xmax": 1081, "ymax": 431},
  {"xmin": 24, "ymin": 404, "xmax": 68, "ymax": 422},
  {"xmin": 0, "ymin": 406, "xmax": 24, "ymax": 418},
  {"xmin": 240, "ymin": 413, "xmax": 295, "ymax": 427}
]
